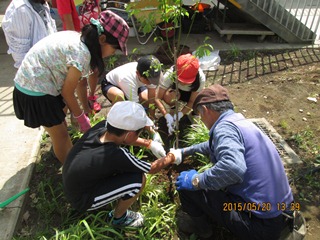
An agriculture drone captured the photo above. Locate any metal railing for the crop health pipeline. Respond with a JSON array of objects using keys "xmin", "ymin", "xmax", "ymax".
[{"xmin": 250, "ymin": 0, "xmax": 320, "ymax": 41}]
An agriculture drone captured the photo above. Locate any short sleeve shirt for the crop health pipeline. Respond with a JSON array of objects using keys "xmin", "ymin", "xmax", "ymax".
[
  {"xmin": 14, "ymin": 31, "xmax": 91, "ymax": 96},
  {"xmin": 159, "ymin": 66, "xmax": 206, "ymax": 92},
  {"xmin": 105, "ymin": 62, "xmax": 157, "ymax": 102}
]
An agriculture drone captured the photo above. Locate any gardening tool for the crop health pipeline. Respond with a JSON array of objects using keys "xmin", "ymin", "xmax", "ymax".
[{"xmin": 0, "ymin": 187, "xmax": 30, "ymax": 208}]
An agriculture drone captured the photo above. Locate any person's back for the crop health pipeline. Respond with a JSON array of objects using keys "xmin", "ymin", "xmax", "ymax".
[
  {"xmin": 2, "ymin": 0, "xmax": 57, "ymax": 68},
  {"xmin": 14, "ymin": 31, "xmax": 91, "ymax": 97},
  {"xmin": 105, "ymin": 62, "xmax": 141, "ymax": 102},
  {"xmin": 219, "ymin": 112, "xmax": 293, "ymax": 218}
]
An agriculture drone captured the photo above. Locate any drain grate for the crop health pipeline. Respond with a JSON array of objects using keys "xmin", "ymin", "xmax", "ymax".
[{"xmin": 249, "ymin": 118, "xmax": 301, "ymax": 165}]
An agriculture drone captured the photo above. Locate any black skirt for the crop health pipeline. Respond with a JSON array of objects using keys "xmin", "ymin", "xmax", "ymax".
[{"xmin": 13, "ymin": 87, "xmax": 66, "ymax": 128}]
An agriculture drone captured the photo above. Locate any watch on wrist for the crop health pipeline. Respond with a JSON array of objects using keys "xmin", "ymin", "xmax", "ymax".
[{"xmin": 192, "ymin": 175, "xmax": 200, "ymax": 189}]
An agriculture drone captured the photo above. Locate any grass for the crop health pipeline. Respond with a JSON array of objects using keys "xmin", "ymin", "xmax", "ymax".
[
  {"xmin": 14, "ymin": 118, "xmax": 180, "ymax": 240},
  {"xmin": 289, "ymin": 128, "xmax": 320, "ymax": 157},
  {"xmin": 228, "ymin": 44, "xmax": 241, "ymax": 59},
  {"xmin": 13, "ymin": 109, "xmax": 320, "ymax": 239}
]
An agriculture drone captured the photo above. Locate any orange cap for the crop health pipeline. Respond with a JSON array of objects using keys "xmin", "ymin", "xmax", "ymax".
[{"xmin": 177, "ymin": 54, "xmax": 200, "ymax": 84}]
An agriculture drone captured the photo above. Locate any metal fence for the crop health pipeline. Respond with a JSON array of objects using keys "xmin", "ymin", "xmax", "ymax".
[{"xmin": 250, "ymin": 0, "xmax": 320, "ymax": 41}]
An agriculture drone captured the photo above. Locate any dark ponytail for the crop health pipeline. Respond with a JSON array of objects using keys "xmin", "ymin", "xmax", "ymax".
[{"xmin": 81, "ymin": 24, "xmax": 104, "ymax": 77}]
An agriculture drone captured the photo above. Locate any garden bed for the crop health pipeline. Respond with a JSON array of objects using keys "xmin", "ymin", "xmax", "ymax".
[{"xmin": 13, "ymin": 47, "xmax": 320, "ymax": 240}]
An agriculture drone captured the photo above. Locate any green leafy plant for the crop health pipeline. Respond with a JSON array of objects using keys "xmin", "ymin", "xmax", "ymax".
[
  {"xmin": 279, "ymin": 119, "xmax": 289, "ymax": 130},
  {"xmin": 14, "ymin": 2, "xmax": 219, "ymax": 239},
  {"xmin": 126, "ymin": 0, "xmax": 214, "ymax": 148},
  {"xmin": 290, "ymin": 129, "xmax": 316, "ymax": 152},
  {"xmin": 104, "ymin": 55, "xmax": 119, "ymax": 71},
  {"xmin": 228, "ymin": 43, "xmax": 241, "ymax": 59},
  {"xmin": 184, "ymin": 118, "xmax": 208, "ymax": 145},
  {"xmin": 183, "ymin": 118, "xmax": 211, "ymax": 168}
]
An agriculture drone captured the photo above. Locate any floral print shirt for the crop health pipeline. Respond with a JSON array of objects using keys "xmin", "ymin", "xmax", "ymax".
[{"xmin": 14, "ymin": 31, "xmax": 91, "ymax": 96}]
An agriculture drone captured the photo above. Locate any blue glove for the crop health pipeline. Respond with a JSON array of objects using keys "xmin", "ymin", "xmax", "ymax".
[{"xmin": 175, "ymin": 170, "xmax": 198, "ymax": 191}]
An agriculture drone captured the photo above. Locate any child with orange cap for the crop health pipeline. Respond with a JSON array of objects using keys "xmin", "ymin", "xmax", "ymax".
[{"xmin": 155, "ymin": 53, "xmax": 206, "ymax": 134}]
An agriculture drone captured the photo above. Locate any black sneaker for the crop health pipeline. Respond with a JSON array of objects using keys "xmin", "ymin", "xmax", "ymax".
[{"xmin": 108, "ymin": 210, "xmax": 144, "ymax": 227}]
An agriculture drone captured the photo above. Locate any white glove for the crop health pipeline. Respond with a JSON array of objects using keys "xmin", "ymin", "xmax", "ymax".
[
  {"xmin": 169, "ymin": 148, "xmax": 182, "ymax": 165},
  {"xmin": 149, "ymin": 140, "xmax": 166, "ymax": 158},
  {"xmin": 152, "ymin": 132, "xmax": 163, "ymax": 144},
  {"xmin": 173, "ymin": 111, "xmax": 184, "ymax": 122},
  {"xmin": 164, "ymin": 113, "xmax": 174, "ymax": 135}
]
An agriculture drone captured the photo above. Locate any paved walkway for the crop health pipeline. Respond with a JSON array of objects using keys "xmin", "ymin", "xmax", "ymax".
[
  {"xmin": 0, "ymin": 0, "xmax": 319, "ymax": 239},
  {"xmin": 0, "ymin": 2, "xmax": 44, "ymax": 239}
]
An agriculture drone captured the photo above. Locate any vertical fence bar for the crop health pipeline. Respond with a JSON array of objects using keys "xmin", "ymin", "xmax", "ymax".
[
  {"xmin": 290, "ymin": 0, "xmax": 301, "ymax": 32},
  {"xmin": 268, "ymin": 1, "xmax": 274, "ymax": 16},
  {"xmin": 295, "ymin": 0, "xmax": 307, "ymax": 37},
  {"xmin": 263, "ymin": 0, "xmax": 267, "ymax": 12},
  {"xmin": 285, "ymin": 0, "xmax": 295, "ymax": 29},
  {"xmin": 308, "ymin": 1, "xmax": 320, "ymax": 39},
  {"xmin": 280, "ymin": 0, "xmax": 289, "ymax": 25},
  {"xmin": 274, "ymin": 0, "xmax": 281, "ymax": 21},
  {"xmin": 253, "ymin": 0, "xmax": 258, "ymax": 8},
  {"xmin": 238, "ymin": 0, "xmax": 319, "ymax": 42},
  {"xmin": 300, "ymin": 0, "xmax": 313, "ymax": 39}
]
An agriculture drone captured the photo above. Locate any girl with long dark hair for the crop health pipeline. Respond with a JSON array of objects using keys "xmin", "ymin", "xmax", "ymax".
[{"xmin": 12, "ymin": 10, "xmax": 129, "ymax": 163}]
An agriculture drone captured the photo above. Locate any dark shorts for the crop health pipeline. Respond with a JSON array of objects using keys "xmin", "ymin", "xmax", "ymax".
[
  {"xmin": 13, "ymin": 87, "xmax": 66, "ymax": 128},
  {"xmin": 86, "ymin": 172, "xmax": 144, "ymax": 211},
  {"xmin": 101, "ymin": 78, "xmax": 147, "ymax": 102}
]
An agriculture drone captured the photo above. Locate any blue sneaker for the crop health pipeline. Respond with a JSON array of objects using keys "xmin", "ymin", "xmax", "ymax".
[{"xmin": 109, "ymin": 210, "xmax": 144, "ymax": 227}]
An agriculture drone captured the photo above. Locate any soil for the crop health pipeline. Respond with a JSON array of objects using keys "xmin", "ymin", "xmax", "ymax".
[{"xmin": 15, "ymin": 47, "xmax": 320, "ymax": 239}]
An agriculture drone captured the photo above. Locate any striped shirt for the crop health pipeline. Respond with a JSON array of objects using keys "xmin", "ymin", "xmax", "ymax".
[
  {"xmin": 183, "ymin": 110, "xmax": 293, "ymax": 218},
  {"xmin": 2, "ymin": 0, "xmax": 57, "ymax": 68}
]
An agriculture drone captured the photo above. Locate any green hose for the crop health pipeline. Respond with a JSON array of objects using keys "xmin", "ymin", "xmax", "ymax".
[{"xmin": 0, "ymin": 188, "xmax": 30, "ymax": 208}]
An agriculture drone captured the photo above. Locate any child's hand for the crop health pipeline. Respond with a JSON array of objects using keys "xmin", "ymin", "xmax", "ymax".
[{"xmin": 74, "ymin": 111, "xmax": 91, "ymax": 132}]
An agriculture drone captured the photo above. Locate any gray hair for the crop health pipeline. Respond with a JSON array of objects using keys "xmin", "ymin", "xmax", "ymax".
[{"xmin": 196, "ymin": 101, "xmax": 234, "ymax": 114}]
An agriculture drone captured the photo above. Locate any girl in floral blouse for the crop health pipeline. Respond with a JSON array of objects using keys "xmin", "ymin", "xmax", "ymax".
[{"xmin": 12, "ymin": 10, "xmax": 129, "ymax": 163}]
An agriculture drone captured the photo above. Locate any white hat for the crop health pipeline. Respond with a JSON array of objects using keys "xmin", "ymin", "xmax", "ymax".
[{"xmin": 107, "ymin": 101, "xmax": 154, "ymax": 131}]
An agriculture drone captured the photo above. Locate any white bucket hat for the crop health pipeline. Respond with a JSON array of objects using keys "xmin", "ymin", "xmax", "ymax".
[{"xmin": 107, "ymin": 101, "xmax": 154, "ymax": 131}]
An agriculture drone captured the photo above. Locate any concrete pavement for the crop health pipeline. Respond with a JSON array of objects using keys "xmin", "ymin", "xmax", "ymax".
[
  {"xmin": 0, "ymin": 7, "xmax": 44, "ymax": 240},
  {"xmin": 0, "ymin": 0, "xmax": 319, "ymax": 239}
]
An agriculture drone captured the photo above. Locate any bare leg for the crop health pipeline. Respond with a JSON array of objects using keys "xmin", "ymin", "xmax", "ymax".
[
  {"xmin": 106, "ymin": 86, "xmax": 125, "ymax": 104},
  {"xmin": 113, "ymin": 174, "xmax": 146, "ymax": 218},
  {"xmin": 43, "ymin": 122, "xmax": 73, "ymax": 164},
  {"xmin": 139, "ymin": 89, "xmax": 149, "ymax": 108}
]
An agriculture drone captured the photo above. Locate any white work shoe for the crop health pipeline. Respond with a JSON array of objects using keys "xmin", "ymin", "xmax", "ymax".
[{"xmin": 109, "ymin": 210, "xmax": 144, "ymax": 227}]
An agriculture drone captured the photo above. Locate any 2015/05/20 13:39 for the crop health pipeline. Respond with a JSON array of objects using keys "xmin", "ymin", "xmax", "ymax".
[{"xmin": 223, "ymin": 202, "xmax": 301, "ymax": 212}]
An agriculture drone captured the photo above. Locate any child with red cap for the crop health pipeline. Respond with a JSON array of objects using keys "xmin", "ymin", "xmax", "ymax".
[
  {"xmin": 12, "ymin": 10, "xmax": 129, "ymax": 163},
  {"xmin": 155, "ymin": 53, "xmax": 206, "ymax": 134}
]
